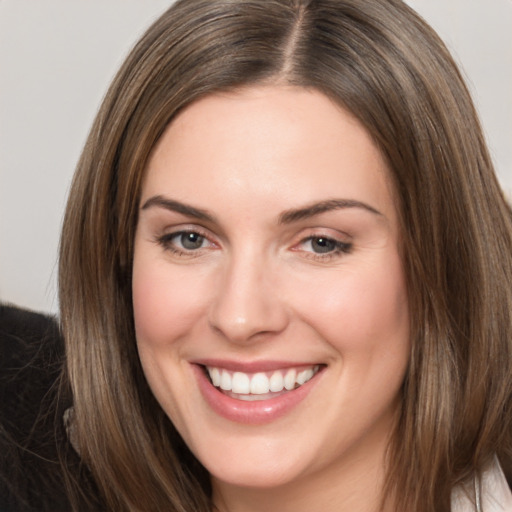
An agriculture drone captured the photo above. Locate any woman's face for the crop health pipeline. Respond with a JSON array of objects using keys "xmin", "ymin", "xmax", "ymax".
[{"xmin": 133, "ymin": 85, "xmax": 410, "ymax": 496}]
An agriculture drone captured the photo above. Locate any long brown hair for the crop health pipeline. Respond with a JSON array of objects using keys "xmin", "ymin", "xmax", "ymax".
[{"xmin": 59, "ymin": 0, "xmax": 512, "ymax": 510}]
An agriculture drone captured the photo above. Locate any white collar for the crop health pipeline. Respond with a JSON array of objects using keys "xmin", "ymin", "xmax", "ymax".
[{"xmin": 451, "ymin": 457, "xmax": 512, "ymax": 511}]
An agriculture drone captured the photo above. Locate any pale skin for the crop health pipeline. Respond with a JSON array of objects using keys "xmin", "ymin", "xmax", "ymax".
[{"xmin": 132, "ymin": 85, "xmax": 410, "ymax": 512}]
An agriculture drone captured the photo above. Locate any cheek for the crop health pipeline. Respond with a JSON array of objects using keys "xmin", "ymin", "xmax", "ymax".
[
  {"xmin": 291, "ymin": 252, "xmax": 409, "ymax": 355},
  {"xmin": 132, "ymin": 255, "xmax": 211, "ymax": 347},
  {"xmin": 131, "ymin": 254, "xmax": 212, "ymax": 422}
]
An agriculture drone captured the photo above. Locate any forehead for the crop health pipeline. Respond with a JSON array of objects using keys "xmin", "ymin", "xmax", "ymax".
[{"xmin": 142, "ymin": 85, "xmax": 397, "ymax": 225}]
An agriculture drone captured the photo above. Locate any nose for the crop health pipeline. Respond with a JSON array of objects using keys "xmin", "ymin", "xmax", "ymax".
[{"xmin": 208, "ymin": 251, "xmax": 289, "ymax": 344}]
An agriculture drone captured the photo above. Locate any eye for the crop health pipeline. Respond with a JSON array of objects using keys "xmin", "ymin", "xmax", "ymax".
[
  {"xmin": 175, "ymin": 231, "xmax": 207, "ymax": 250},
  {"xmin": 307, "ymin": 237, "xmax": 338, "ymax": 254},
  {"xmin": 156, "ymin": 229, "xmax": 214, "ymax": 255},
  {"xmin": 298, "ymin": 235, "xmax": 352, "ymax": 257}
]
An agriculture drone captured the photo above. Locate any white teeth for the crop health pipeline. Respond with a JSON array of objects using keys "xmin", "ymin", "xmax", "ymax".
[
  {"xmin": 284, "ymin": 369, "xmax": 296, "ymax": 390},
  {"xmin": 210, "ymin": 367, "xmax": 221, "ymax": 387},
  {"xmin": 206, "ymin": 365, "xmax": 320, "ymax": 396},
  {"xmin": 250, "ymin": 373, "xmax": 269, "ymax": 394},
  {"xmin": 232, "ymin": 372, "xmax": 250, "ymax": 394},
  {"xmin": 269, "ymin": 371, "xmax": 284, "ymax": 392},
  {"xmin": 297, "ymin": 368, "xmax": 314, "ymax": 385},
  {"xmin": 220, "ymin": 370, "xmax": 231, "ymax": 391}
]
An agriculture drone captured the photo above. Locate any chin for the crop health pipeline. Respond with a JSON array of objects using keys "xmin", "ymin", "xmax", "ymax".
[
  {"xmin": 208, "ymin": 457, "xmax": 308, "ymax": 490},
  {"xmin": 185, "ymin": 425, "xmax": 315, "ymax": 489}
]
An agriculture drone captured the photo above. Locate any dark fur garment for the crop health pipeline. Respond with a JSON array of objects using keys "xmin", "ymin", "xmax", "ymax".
[{"xmin": 0, "ymin": 304, "xmax": 100, "ymax": 511}]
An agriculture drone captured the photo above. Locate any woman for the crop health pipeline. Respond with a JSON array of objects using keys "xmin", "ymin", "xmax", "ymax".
[{"xmin": 6, "ymin": 0, "xmax": 511, "ymax": 510}]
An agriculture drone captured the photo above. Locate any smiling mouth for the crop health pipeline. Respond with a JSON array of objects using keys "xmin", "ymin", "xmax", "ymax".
[{"xmin": 203, "ymin": 365, "xmax": 322, "ymax": 401}]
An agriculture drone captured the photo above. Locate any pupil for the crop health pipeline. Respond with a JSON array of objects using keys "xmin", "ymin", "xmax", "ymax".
[
  {"xmin": 181, "ymin": 232, "xmax": 203, "ymax": 250},
  {"xmin": 312, "ymin": 237, "xmax": 335, "ymax": 253}
]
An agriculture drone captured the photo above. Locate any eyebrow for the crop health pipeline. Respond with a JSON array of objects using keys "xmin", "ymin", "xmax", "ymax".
[
  {"xmin": 278, "ymin": 199, "xmax": 382, "ymax": 224},
  {"xmin": 141, "ymin": 195, "xmax": 382, "ymax": 224},
  {"xmin": 141, "ymin": 195, "xmax": 216, "ymax": 222}
]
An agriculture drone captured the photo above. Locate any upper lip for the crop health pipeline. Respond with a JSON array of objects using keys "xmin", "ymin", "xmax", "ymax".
[{"xmin": 191, "ymin": 358, "xmax": 324, "ymax": 373}]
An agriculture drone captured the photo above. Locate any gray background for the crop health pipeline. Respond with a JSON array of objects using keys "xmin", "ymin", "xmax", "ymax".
[{"xmin": 1, "ymin": 0, "xmax": 511, "ymax": 314}]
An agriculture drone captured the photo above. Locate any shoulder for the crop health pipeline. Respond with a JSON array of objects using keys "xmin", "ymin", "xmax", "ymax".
[{"xmin": 0, "ymin": 304, "xmax": 73, "ymax": 511}]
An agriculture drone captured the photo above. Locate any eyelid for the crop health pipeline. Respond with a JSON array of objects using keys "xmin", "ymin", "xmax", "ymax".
[
  {"xmin": 291, "ymin": 227, "xmax": 352, "ymax": 245},
  {"xmin": 289, "ymin": 229, "xmax": 353, "ymax": 260}
]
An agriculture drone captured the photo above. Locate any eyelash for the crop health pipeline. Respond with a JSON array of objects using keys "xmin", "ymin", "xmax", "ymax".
[
  {"xmin": 155, "ymin": 230, "xmax": 353, "ymax": 261},
  {"xmin": 155, "ymin": 229, "xmax": 214, "ymax": 257},
  {"xmin": 296, "ymin": 236, "xmax": 353, "ymax": 261}
]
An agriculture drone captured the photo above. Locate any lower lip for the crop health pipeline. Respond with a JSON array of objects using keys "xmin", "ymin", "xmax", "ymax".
[{"xmin": 192, "ymin": 365, "xmax": 322, "ymax": 424}]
